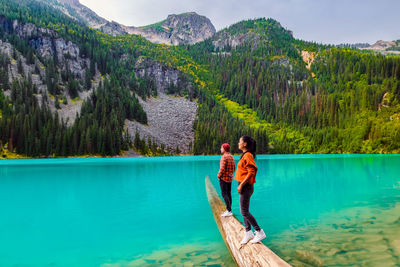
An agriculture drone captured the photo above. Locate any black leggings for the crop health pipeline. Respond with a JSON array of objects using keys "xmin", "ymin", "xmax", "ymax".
[
  {"xmin": 219, "ymin": 180, "xmax": 232, "ymax": 212},
  {"xmin": 239, "ymin": 182, "xmax": 261, "ymax": 232}
]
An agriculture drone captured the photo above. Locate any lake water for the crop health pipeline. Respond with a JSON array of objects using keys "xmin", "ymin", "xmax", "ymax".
[{"xmin": 0, "ymin": 155, "xmax": 400, "ymax": 266}]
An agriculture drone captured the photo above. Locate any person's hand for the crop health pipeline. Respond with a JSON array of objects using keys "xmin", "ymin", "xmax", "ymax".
[{"xmin": 237, "ymin": 185, "xmax": 242, "ymax": 194}]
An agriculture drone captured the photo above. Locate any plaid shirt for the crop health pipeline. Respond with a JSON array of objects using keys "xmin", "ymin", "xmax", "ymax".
[{"xmin": 218, "ymin": 153, "xmax": 235, "ymax": 183}]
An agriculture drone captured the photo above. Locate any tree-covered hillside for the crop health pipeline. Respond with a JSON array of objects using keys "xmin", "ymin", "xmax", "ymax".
[
  {"xmin": 185, "ymin": 19, "xmax": 400, "ymax": 154},
  {"xmin": 1, "ymin": 0, "xmax": 400, "ymax": 157},
  {"xmin": 0, "ymin": 0, "xmax": 150, "ymax": 157}
]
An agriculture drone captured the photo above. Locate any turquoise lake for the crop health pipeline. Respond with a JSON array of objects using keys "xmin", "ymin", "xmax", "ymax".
[{"xmin": 1, "ymin": 155, "xmax": 400, "ymax": 266}]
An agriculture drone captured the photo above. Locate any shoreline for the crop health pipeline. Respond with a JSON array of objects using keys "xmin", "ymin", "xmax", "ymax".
[
  {"xmin": 2, "ymin": 144, "xmax": 400, "ymax": 160},
  {"xmin": 2, "ymin": 152, "xmax": 400, "ymax": 161}
]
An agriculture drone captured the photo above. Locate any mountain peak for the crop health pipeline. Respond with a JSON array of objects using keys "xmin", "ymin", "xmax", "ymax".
[
  {"xmin": 168, "ymin": 12, "xmax": 198, "ymax": 18},
  {"xmin": 210, "ymin": 17, "xmax": 294, "ymax": 51},
  {"xmin": 52, "ymin": 0, "xmax": 107, "ymax": 28},
  {"xmin": 130, "ymin": 12, "xmax": 216, "ymax": 45}
]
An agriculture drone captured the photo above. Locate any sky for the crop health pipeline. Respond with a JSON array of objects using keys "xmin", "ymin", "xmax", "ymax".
[{"xmin": 79, "ymin": 0, "xmax": 400, "ymax": 45}]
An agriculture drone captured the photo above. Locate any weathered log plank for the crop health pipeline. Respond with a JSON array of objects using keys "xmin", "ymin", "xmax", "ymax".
[{"xmin": 205, "ymin": 176, "xmax": 291, "ymax": 267}]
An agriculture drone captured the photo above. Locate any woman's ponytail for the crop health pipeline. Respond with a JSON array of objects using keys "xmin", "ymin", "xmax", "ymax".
[{"xmin": 241, "ymin": 135, "xmax": 256, "ymax": 159}]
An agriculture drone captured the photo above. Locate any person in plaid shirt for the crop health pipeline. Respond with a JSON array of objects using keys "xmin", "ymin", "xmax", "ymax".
[{"xmin": 218, "ymin": 143, "xmax": 235, "ymax": 217}]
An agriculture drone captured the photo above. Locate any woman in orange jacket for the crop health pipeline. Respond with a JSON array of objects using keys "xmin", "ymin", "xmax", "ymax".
[{"xmin": 235, "ymin": 135, "xmax": 266, "ymax": 244}]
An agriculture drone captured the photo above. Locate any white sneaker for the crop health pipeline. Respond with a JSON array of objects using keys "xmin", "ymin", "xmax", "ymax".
[
  {"xmin": 240, "ymin": 230, "xmax": 255, "ymax": 245},
  {"xmin": 250, "ymin": 229, "xmax": 266, "ymax": 243},
  {"xmin": 221, "ymin": 210, "xmax": 233, "ymax": 217}
]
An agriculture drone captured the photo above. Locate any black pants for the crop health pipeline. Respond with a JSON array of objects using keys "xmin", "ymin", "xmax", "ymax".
[
  {"xmin": 239, "ymin": 182, "xmax": 261, "ymax": 232},
  {"xmin": 219, "ymin": 180, "xmax": 232, "ymax": 212}
]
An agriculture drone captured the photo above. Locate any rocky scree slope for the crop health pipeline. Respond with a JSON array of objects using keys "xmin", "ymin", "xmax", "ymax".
[{"xmin": 125, "ymin": 57, "xmax": 198, "ymax": 154}]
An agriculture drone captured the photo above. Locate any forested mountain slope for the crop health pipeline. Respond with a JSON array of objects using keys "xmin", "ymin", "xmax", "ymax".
[
  {"xmin": 185, "ymin": 19, "xmax": 400, "ymax": 154},
  {"xmin": 1, "ymin": 0, "xmax": 399, "ymax": 158}
]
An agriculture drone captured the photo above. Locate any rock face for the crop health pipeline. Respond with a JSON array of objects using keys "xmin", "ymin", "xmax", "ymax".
[
  {"xmin": 10, "ymin": 19, "xmax": 90, "ymax": 79},
  {"xmin": 100, "ymin": 21, "xmax": 129, "ymax": 36},
  {"xmin": 0, "ymin": 16, "xmax": 96, "ymax": 124},
  {"xmin": 134, "ymin": 57, "xmax": 180, "ymax": 93},
  {"xmin": 369, "ymin": 40, "xmax": 396, "ymax": 50},
  {"xmin": 55, "ymin": 0, "xmax": 107, "ymax": 29},
  {"xmin": 301, "ymin": 51, "xmax": 316, "ymax": 70},
  {"xmin": 128, "ymin": 12, "xmax": 216, "ymax": 45},
  {"xmin": 0, "ymin": 39, "xmax": 96, "ymax": 126},
  {"xmin": 133, "ymin": 56, "xmax": 197, "ymax": 99},
  {"xmin": 212, "ymin": 30, "xmax": 260, "ymax": 51},
  {"xmin": 359, "ymin": 40, "xmax": 400, "ymax": 55}
]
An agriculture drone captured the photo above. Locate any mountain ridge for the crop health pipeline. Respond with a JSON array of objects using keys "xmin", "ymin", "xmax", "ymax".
[
  {"xmin": 359, "ymin": 39, "xmax": 400, "ymax": 55},
  {"xmin": 53, "ymin": 0, "xmax": 216, "ymax": 45},
  {"xmin": 339, "ymin": 40, "xmax": 400, "ymax": 55}
]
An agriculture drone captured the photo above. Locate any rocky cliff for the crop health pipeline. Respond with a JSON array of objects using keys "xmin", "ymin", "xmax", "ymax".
[
  {"xmin": 212, "ymin": 30, "xmax": 260, "ymax": 51},
  {"xmin": 99, "ymin": 21, "xmax": 129, "ymax": 36},
  {"xmin": 0, "ymin": 16, "xmax": 98, "ymax": 125},
  {"xmin": 55, "ymin": 0, "xmax": 108, "ymax": 29},
  {"xmin": 128, "ymin": 12, "xmax": 216, "ymax": 45},
  {"xmin": 359, "ymin": 40, "xmax": 400, "ymax": 55}
]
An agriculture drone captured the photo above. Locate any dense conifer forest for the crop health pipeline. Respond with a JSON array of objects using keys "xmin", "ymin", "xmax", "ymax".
[{"xmin": 1, "ymin": 0, "xmax": 400, "ymax": 157}]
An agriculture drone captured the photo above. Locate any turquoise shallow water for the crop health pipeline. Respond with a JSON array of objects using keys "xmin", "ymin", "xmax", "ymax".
[{"xmin": 1, "ymin": 155, "xmax": 400, "ymax": 266}]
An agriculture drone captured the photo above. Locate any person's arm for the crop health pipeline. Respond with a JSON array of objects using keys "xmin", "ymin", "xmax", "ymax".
[
  {"xmin": 217, "ymin": 156, "xmax": 227, "ymax": 179},
  {"xmin": 237, "ymin": 155, "xmax": 256, "ymax": 193}
]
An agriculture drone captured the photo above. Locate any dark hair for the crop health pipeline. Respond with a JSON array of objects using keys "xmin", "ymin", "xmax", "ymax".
[{"xmin": 241, "ymin": 135, "xmax": 256, "ymax": 159}]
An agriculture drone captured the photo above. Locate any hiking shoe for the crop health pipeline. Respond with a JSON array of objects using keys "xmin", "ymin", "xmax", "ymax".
[
  {"xmin": 250, "ymin": 229, "xmax": 266, "ymax": 243},
  {"xmin": 221, "ymin": 210, "xmax": 233, "ymax": 217},
  {"xmin": 240, "ymin": 230, "xmax": 255, "ymax": 245}
]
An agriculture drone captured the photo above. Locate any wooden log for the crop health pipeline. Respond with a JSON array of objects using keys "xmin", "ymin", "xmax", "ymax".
[{"xmin": 205, "ymin": 176, "xmax": 291, "ymax": 267}]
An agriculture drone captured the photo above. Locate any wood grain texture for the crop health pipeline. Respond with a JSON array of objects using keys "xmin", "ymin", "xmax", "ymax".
[{"xmin": 205, "ymin": 176, "xmax": 291, "ymax": 267}]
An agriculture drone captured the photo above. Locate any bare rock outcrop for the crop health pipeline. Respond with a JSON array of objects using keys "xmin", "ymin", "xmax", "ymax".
[
  {"xmin": 301, "ymin": 51, "xmax": 316, "ymax": 70},
  {"xmin": 128, "ymin": 12, "xmax": 216, "ymax": 45},
  {"xmin": 359, "ymin": 40, "xmax": 400, "ymax": 55},
  {"xmin": 134, "ymin": 57, "xmax": 181, "ymax": 93},
  {"xmin": 368, "ymin": 40, "xmax": 396, "ymax": 50},
  {"xmin": 212, "ymin": 30, "xmax": 260, "ymax": 51},
  {"xmin": 11, "ymin": 20, "xmax": 90, "ymax": 79},
  {"xmin": 100, "ymin": 21, "xmax": 129, "ymax": 36},
  {"xmin": 0, "ymin": 38, "xmax": 97, "ymax": 125},
  {"xmin": 0, "ymin": 17, "xmax": 97, "ymax": 125},
  {"xmin": 56, "ymin": 0, "xmax": 108, "ymax": 29}
]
